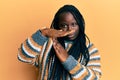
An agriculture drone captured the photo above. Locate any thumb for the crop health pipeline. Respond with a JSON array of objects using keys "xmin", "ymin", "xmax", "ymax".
[
  {"xmin": 58, "ymin": 29, "xmax": 63, "ymax": 32},
  {"xmin": 40, "ymin": 26, "xmax": 47, "ymax": 30}
]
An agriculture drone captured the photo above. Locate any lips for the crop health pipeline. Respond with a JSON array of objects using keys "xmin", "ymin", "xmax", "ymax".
[
  {"xmin": 68, "ymin": 34, "xmax": 74, "ymax": 38},
  {"xmin": 67, "ymin": 30, "xmax": 76, "ymax": 40}
]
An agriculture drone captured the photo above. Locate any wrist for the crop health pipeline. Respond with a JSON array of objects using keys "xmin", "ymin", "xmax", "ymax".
[{"xmin": 40, "ymin": 28, "xmax": 48, "ymax": 37}]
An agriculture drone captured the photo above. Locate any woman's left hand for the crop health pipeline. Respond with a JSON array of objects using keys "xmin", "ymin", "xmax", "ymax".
[{"xmin": 52, "ymin": 38, "xmax": 69, "ymax": 62}]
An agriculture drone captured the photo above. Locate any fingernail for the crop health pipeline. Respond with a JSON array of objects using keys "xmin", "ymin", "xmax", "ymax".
[
  {"xmin": 59, "ymin": 30, "xmax": 63, "ymax": 31},
  {"xmin": 40, "ymin": 26, "xmax": 47, "ymax": 30},
  {"xmin": 53, "ymin": 42, "xmax": 55, "ymax": 45}
]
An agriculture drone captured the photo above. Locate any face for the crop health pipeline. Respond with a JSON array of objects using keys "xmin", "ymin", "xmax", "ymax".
[{"xmin": 58, "ymin": 12, "xmax": 79, "ymax": 40}]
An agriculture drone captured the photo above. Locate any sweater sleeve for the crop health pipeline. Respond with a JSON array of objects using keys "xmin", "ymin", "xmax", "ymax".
[
  {"xmin": 62, "ymin": 43, "xmax": 102, "ymax": 80},
  {"xmin": 17, "ymin": 30, "xmax": 48, "ymax": 67}
]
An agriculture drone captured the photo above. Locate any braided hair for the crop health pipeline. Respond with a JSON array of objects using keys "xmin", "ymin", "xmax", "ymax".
[{"xmin": 49, "ymin": 5, "xmax": 90, "ymax": 79}]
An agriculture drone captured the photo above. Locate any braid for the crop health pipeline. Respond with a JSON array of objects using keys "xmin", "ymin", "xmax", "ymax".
[{"xmin": 49, "ymin": 5, "xmax": 90, "ymax": 79}]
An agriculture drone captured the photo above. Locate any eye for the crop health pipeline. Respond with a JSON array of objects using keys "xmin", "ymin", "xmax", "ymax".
[
  {"xmin": 60, "ymin": 24, "xmax": 68, "ymax": 29},
  {"xmin": 71, "ymin": 22, "xmax": 78, "ymax": 27}
]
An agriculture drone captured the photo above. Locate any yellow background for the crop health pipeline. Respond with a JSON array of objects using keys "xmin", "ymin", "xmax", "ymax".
[{"xmin": 0, "ymin": 0, "xmax": 120, "ymax": 80}]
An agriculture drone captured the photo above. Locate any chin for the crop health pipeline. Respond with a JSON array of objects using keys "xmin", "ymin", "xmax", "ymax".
[
  {"xmin": 67, "ymin": 37, "xmax": 76, "ymax": 41},
  {"xmin": 63, "ymin": 36, "xmax": 76, "ymax": 41},
  {"xmin": 69, "ymin": 38, "xmax": 75, "ymax": 40}
]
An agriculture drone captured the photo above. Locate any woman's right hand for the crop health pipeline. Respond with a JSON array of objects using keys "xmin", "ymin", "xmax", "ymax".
[{"xmin": 41, "ymin": 28, "xmax": 72, "ymax": 38}]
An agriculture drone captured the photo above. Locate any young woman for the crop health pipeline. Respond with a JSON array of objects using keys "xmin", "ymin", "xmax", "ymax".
[{"xmin": 18, "ymin": 5, "xmax": 102, "ymax": 80}]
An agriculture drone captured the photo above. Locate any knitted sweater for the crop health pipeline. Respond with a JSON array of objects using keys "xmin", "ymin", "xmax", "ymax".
[{"xmin": 17, "ymin": 30, "xmax": 102, "ymax": 80}]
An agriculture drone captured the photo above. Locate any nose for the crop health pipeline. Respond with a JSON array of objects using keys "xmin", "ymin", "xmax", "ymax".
[{"xmin": 68, "ymin": 25, "xmax": 73, "ymax": 31}]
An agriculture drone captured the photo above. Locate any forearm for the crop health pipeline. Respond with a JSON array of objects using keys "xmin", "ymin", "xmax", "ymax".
[
  {"xmin": 62, "ymin": 55, "xmax": 101, "ymax": 80},
  {"xmin": 17, "ymin": 30, "xmax": 48, "ymax": 66}
]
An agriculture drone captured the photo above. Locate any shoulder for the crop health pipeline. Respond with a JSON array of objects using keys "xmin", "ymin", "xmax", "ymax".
[{"xmin": 86, "ymin": 40, "xmax": 99, "ymax": 54}]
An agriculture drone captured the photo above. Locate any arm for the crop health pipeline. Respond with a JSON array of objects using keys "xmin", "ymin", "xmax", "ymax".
[
  {"xmin": 17, "ymin": 30, "xmax": 48, "ymax": 67},
  {"xmin": 53, "ymin": 40, "xmax": 101, "ymax": 80},
  {"xmin": 62, "ymin": 43, "xmax": 101, "ymax": 80},
  {"xmin": 17, "ymin": 28, "xmax": 71, "ymax": 67}
]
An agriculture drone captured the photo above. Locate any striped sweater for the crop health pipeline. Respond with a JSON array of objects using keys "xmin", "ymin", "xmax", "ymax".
[{"xmin": 17, "ymin": 30, "xmax": 102, "ymax": 80}]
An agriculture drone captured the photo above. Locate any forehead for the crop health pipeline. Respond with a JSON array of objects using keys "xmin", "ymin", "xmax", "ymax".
[{"xmin": 59, "ymin": 12, "xmax": 76, "ymax": 22}]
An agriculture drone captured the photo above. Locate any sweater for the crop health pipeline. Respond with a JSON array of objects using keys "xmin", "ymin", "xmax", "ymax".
[{"xmin": 17, "ymin": 30, "xmax": 102, "ymax": 80}]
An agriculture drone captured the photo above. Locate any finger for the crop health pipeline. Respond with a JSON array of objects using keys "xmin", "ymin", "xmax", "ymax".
[
  {"xmin": 56, "ymin": 31, "xmax": 66, "ymax": 37},
  {"xmin": 58, "ymin": 29, "xmax": 63, "ymax": 31},
  {"xmin": 64, "ymin": 30, "xmax": 75, "ymax": 36},
  {"xmin": 55, "ymin": 42, "xmax": 64, "ymax": 51},
  {"xmin": 40, "ymin": 26, "xmax": 47, "ymax": 30},
  {"xmin": 53, "ymin": 42, "xmax": 60, "ymax": 54},
  {"xmin": 53, "ymin": 39, "xmax": 60, "ymax": 49},
  {"xmin": 57, "ymin": 30, "xmax": 73, "ymax": 37},
  {"xmin": 52, "ymin": 38, "xmax": 57, "ymax": 42},
  {"xmin": 55, "ymin": 43, "xmax": 66, "ymax": 55},
  {"xmin": 53, "ymin": 38, "xmax": 59, "ymax": 47},
  {"xmin": 53, "ymin": 41, "xmax": 66, "ymax": 55},
  {"xmin": 53, "ymin": 38, "xmax": 58, "ymax": 44}
]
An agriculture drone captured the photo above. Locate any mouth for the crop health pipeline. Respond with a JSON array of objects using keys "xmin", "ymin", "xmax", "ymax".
[{"xmin": 68, "ymin": 34, "xmax": 74, "ymax": 38}]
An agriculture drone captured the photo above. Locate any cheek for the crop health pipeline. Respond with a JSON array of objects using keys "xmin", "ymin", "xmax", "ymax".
[
  {"xmin": 75, "ymin": 27, "xmax": 79, "ymax": 35},
  {"xmin": 62, "ymin": 28, "xmax": 68, "ymax": 31}
]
